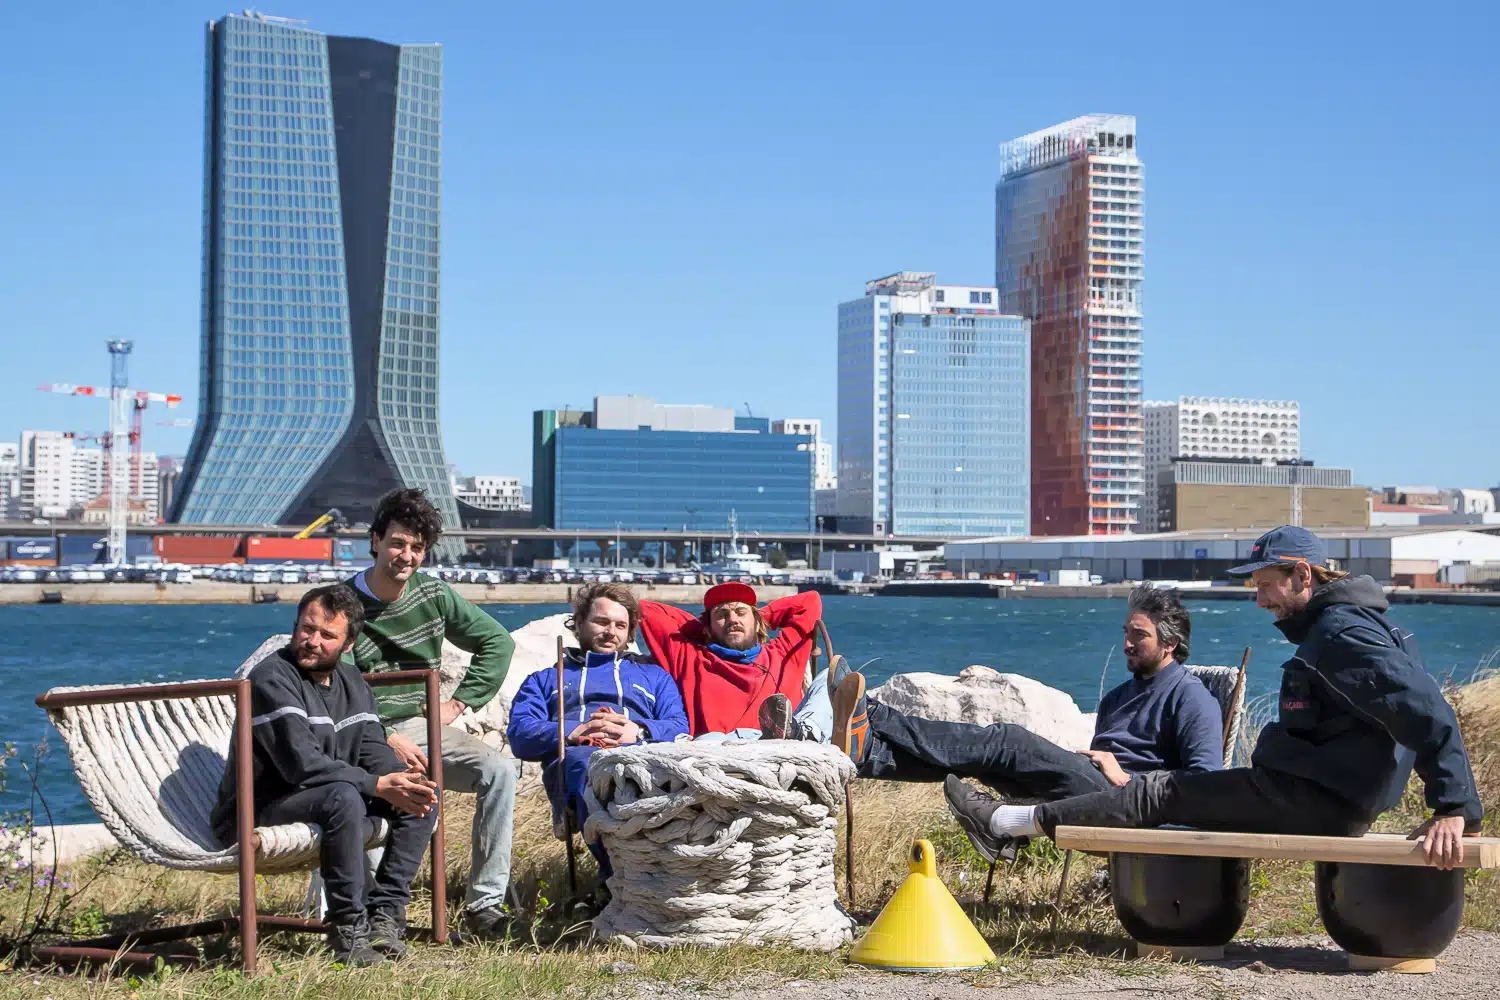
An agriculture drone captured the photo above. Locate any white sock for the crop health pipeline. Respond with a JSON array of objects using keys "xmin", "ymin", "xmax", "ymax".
[{"xmin": 989, "ymin": 804, "xmax": 1042, "ymax": 839}]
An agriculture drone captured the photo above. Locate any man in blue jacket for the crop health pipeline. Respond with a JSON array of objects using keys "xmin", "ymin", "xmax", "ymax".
[
  {"xmin": 950, "ymin": 526, "xmax": 1484, "ymax": 869},
  {"xmin": 507, "ymin": 582, "xmax": 689, "ymax": 885}
]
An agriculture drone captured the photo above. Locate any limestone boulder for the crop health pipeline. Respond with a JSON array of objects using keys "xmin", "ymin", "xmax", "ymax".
[{"xmin": 869, "ymin": 665, "xmax": 1096, "ymax": 751}]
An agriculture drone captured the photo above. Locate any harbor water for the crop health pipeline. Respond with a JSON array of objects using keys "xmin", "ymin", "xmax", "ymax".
[{"xmin": 3, "ymin": 597, "xmax": 1497, "ymax": 825}]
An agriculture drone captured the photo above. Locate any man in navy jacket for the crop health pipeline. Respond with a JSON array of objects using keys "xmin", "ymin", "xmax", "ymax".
[
  {"xmin": 507, "ymin": 582, "xmax": 689, "ymax": 882},
  {"xmin": 952, "ymin": 526, "xmax": 1484, "ymax": 869}
]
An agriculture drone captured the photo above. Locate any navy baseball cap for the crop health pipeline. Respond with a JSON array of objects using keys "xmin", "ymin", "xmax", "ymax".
[{"xmin": 1227, "ymin": 526, "xmax": 1328, "ymax": 576}]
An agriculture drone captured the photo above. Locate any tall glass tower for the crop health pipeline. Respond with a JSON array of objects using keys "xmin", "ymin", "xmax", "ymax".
[
  {"xmin": 997, "ymin": 115, "xmax": 1144, "ymax": 536},
  {"xmin": 836, "ymin": 272, "xmax": 1031, "ymax": 537},
  {"xmin": 173, "ymin": 11, "xmax": 459, "ymax": 532}
]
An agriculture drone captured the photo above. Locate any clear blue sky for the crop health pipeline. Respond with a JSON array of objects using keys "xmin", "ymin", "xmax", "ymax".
[{"xmin": 1, "ymin": 1, "xmax": 1495, "ymax": 490}]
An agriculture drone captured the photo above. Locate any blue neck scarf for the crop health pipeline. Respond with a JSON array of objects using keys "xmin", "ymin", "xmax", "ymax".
[{"xmin": 707, "ymin": 642, "xmax": 763, "ymax": 664}]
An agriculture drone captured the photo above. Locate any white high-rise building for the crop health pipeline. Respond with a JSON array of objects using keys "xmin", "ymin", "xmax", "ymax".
[
  {"xmin": 772, "ymin": 418, "xmax": 835, "ymax": 491},
  {"xmin": 19, "ymin": 431, "xmax": 160, "ymax": 521},
  {"xmin": 837, "ymin": 272, "xmax": 1031, "ymax": 537},
  {"xmin": 1140, "ymin": 397, "xmax": 1302, "ymax": 530},
  {"xmin": 0, "ymin": 443, "xmax": 20, "ymax": 520}
]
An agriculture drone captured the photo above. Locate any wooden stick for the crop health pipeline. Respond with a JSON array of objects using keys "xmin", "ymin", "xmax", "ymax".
[
  {"xmin": 1223, "ymin": 646, "xmax": 1251, "ymax": 751},
  {"xmin": 424, "ymin": 668, "xmax": 447, "ymax": 945}
]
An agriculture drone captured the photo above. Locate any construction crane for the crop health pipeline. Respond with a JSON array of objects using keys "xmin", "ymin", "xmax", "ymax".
[
  {"xmin": 295, "ymin": 508, "xmax": 347, "ymax": 539},
  {"xmin": 39, "ymin": 341, "xmax": 183, "ymax": 565}
]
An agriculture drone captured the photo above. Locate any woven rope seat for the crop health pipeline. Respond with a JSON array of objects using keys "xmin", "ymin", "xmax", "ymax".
[
  {"xmin": 583, "ymin": 740, "xmax": 856, "ymax": 951},
  {"xmin": 42, "ymin": 678, "xmax": 387, "ymax": 875}
]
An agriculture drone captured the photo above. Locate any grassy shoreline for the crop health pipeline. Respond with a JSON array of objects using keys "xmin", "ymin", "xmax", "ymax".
[{"xmin": 2, "ymin": 675, "xmax": 1496, "ymax": 997}]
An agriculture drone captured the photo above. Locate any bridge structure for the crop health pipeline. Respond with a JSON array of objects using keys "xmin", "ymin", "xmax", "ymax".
[{"xmin": 0, "ymin": 521, "xmax": 951, "ymax": 566}]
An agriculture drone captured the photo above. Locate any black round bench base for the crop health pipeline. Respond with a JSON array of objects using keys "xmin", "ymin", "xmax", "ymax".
[
  {"xmin": 1109, "ymin": 853, "xmax": 1249, "ymax": 950},
  {"xmin": 1316, "ymin": 861, "xmax": 1463, "ymax": 971}
]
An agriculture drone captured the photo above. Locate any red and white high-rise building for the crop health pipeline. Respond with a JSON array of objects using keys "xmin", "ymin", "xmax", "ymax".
[{"xmin": 997, "ymin": 114, "xmax": 1143, "ymax": 535}]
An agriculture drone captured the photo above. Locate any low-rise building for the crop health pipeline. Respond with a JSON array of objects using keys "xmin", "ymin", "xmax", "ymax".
[
  {"xmin": 1152, "ymin": 458, "xmax": 1365, "ymax": 532},
  {"xmin": 532, "ymin": 396, "xmax": 814, "ymax": 532},
  {"xmin": 452, "ymin": 475, "xmax": 528, "ymax": 513}
]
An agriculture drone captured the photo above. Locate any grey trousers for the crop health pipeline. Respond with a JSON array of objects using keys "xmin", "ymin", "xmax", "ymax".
[
  {"xmin": 384, "ymin": 717, "xmax": 520, "ymax": 914},
  {"xmin": 1035, "ymin": 765, "xmax": 1373, "ymax": 839}
]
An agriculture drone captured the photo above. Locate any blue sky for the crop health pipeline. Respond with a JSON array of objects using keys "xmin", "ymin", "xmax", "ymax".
[{"xmin": 1, "ymin": 1, "xmax": 1495, "ymax": 490}]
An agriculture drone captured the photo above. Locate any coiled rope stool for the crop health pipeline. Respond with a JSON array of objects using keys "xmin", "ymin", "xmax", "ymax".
[{"xmin": 584, "ymin": 740, "xmax": 856, "ymax": 950}]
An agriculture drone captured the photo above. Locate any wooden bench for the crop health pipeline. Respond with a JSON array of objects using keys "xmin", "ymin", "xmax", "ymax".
[{"xmin": 1055, "ymin": 825, "xmax": 1500, "ymax": 974}]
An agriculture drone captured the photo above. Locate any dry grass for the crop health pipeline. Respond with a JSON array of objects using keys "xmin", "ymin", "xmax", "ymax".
[{"xmin": 3, "ymin": 673, "xmax": 1498, "ymax": 996}]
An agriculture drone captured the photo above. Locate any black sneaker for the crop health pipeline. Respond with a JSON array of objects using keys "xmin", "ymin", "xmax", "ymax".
[
  {"xmin": 943, "ymin": 775, "xmax": 1022, "ymax": 865},
  {"xmin": 758, "ymin": 694, "xmax": 812, "ymax": 740},
  {"xmin": 463, "ymin": 904, "xmax": 516, "ymax": 940},
  {"xmin": 327, "ymin": 913, "xmax": 387, "ymax": 968},
  {"xmin": 367, "ymin": 906, "xmax": 408, "ymax": 959}
]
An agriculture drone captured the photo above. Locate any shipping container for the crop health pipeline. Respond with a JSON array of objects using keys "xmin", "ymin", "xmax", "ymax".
[
  {"xmin": 334, "ymin": 539, "xmax": 358, "ymax": 565},
  {"xmin": 155, "ymin": 535, "xmax": 243, "ymax": 563},
  {"xmin": 58, "ymin": 534, "xmax": 154, "ymax": 565},
  {"xmin": 0, "ymin": 537, "xmax": 56, "ymax": 563},
  {"xmin": 245, "ymin": 536, "xmax": 333, "ymax": 563}
]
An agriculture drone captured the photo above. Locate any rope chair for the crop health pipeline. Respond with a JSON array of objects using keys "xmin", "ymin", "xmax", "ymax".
[
  {"xmin": 981, "ymin": 648, "xmax": 1252, "ymax": 907},
  {"xmin": 32, "ymin": 649, "xmax": 449, "ymax": 973}
]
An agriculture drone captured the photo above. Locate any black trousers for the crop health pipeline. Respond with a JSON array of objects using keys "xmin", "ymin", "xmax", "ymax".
[
  {"xmin": 1035, "ymin": 765, "xmax": 1373, "ymax": 838},
  {"xmin": 860, "ymin": 701, "xmax": 1113, "ymax": 800},
  {"xmin": 259, "ymin": 781, "xmax": 437, "ymax": 925}
]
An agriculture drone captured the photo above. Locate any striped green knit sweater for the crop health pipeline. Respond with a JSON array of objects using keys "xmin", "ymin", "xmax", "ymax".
[{"xmin": 347, "ymin": 571, "xmax": 515, "ymax": 726}]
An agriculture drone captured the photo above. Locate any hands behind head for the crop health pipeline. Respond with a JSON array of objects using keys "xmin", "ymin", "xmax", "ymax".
[{"xmin": 375, "ymin": 769, "xmax": 439, "ymax": 817}]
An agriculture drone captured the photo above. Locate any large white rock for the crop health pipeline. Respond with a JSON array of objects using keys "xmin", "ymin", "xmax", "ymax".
[{"xmin": 869, "ymin": 665, "xmax": 1096, "ymax": 751}]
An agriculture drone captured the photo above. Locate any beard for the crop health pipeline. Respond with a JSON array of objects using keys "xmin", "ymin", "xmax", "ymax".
[
  {"xmin": 294, "ymin": 644, "xmax": 342, "ymax": 673},
  {"xmin": 1125, "ymin": 651, "xmax": 1164, "ymax": 675},
  {"xmin": 713, "ymin": 629, "xmax": 758, "ymax": 651}
]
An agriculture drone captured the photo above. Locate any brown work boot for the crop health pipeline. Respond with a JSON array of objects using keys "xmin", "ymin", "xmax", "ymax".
[{"xmin": 831, "ymin": 671, "xmax": 868, "ymax": 763}]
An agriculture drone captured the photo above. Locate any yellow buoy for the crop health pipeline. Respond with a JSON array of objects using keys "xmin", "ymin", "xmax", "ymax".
[{"xmin": 848, "ymin": 839, "xmax": 996, "ymax": 971}]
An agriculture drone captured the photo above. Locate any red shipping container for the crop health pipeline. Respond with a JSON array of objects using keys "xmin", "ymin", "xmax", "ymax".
[
  {"xmin": 245, "ymin": 537, "xmax": 333, "ymax": 563},
  {"xmin": 156, "ymin": 536, "xmax": 244, "ymax": 563}
]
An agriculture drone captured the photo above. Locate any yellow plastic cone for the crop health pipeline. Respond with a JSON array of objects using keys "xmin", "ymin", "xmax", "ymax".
[{"xmin": 848, "ymin": 839, "xmax": 996, "ymax": 971}]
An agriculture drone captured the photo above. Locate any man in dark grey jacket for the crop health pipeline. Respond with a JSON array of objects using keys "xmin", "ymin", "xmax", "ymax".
[
  {"xmin": 947, "ymin": 526, "xmax": 1484, "ymax": 870},
  {"xmin": 212, "ymin": 585, "xmax": 438, "ymax": 966}
]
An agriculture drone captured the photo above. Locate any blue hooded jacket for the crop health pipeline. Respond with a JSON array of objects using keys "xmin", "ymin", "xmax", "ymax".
[{"xmin": 507, "ymin": 648, "xmax": 690, "ymax": 762}]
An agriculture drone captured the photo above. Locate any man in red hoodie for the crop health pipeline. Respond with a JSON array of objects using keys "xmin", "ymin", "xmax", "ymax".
[{"xmin": 638, "ymin": 584, "xmax": 864, "ymax": 746}]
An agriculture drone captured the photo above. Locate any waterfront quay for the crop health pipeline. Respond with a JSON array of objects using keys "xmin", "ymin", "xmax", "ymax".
[
  {"xmin": 0, "ymin": 582, "xmax": 799, "ymax": 606},
  {"xmin": 864, "ymin": 579, "xmax": 1500, "ymax": 606}
]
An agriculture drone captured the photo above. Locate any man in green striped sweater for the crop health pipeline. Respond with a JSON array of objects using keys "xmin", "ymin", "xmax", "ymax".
[{"xmin": 347, "ymin": 488, "xmax": 519, "ymax": 938}]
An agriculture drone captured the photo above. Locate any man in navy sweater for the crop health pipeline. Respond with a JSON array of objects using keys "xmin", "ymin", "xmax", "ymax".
[
  {"xmin": 857, "ymin": 585, "xmax": 1222, "ymax": 863},
  {"xmin": 211, "ymin": 586, "xmax": 438, "ymax": 967},
  {"xmin": 953, "ymin": 526, "xmax": 1484, "ymax": 869}
]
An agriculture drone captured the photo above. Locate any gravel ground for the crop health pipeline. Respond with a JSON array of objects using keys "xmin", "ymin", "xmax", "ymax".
[{"xmin": 642, "ymin": 932, "xmax": 1499, "ymax": 1000}]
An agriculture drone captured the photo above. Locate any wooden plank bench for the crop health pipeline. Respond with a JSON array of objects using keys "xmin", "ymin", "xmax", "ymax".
[{"xmin": 1055, "ymin": 825, "xmax": 1500, "ymax": 974}]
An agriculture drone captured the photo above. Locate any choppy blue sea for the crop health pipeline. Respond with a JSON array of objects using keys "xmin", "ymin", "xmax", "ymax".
[{"xmin": 3, "ymin": 597, "xmax": 1496, "ymax": 824}]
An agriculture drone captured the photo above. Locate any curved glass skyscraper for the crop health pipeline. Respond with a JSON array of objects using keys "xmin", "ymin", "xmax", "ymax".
[{"xmin": 173, "ymin": 12, "xmax": 459, "ymax": 532}]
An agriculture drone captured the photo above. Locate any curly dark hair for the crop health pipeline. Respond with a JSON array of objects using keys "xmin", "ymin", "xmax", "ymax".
[
  {"xmin": 566, "ymin": 582, "xmax": 642, "ymax": 644},
  {"xmin": 296, "ymin": 584, "xmax": 366, "ymax": 645},
  {"xmin": 369, "ymin": 487, "xmax": 444, "ymax": 557},
  {"xmin": 1126, "ymin": 584, "xmax": 1192, "ymax": 663}
]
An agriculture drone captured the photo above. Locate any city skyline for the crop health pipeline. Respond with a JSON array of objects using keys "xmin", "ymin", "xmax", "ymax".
[{"xmin": 0, "ymin": 3, "xmax": 1495, "ymax": 493}]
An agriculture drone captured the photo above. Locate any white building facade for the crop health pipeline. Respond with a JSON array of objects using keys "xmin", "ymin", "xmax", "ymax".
[
  {"xmin": 772, "ymin": 418, "xmax": 835, "ymax": 491},
  {"xmin": 452, "ymin": 475, "xmax": 528, "ymax": 512},
  {"xmin": 1139, "ymin": 397, "xmax": 1301, "ymax": 531},
  {"xmin": 18, "ymin": 431, "xmax": 159, "ymax": 520}
]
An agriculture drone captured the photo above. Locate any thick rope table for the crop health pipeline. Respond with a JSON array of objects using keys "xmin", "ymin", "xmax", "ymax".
[{"xmin": 584, "ymin": 741, "xmax": 856, "ymax": 950}]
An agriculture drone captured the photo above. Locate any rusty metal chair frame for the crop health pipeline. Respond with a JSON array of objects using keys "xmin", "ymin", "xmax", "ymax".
[{"xmin": 33, "ymin": 669, "xmax": 448, "ymax": 974}]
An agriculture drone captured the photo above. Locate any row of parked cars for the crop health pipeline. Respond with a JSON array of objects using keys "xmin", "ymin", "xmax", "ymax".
[
  {"xmin": 425, "ymin": 566, "xmax": 794, "ymax": 586},
  {"xmin": 0, "ymin": 563, "xmax": 197, "ymax": 584}
]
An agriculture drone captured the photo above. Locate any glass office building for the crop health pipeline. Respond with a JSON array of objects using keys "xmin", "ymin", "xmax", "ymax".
[
  {"xmin": 533, "ymin": 398, "xmax": 814, "ymax": 532},
  {"xmin": 173, "ymin": 12, "xmax": 460, "ymax": 532},
  {"xmin": 997, "ymin": 114, "xmax": 1144, "ymax": 536},
  {"xmin": 837, "ymin": 273, "xmax": 1030, "ymax": 537}
]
